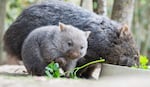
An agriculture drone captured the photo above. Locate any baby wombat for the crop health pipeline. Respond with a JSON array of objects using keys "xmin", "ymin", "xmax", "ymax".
[{"xmin": 21, "ymin": 23, "xmax": 91, "ymax": 76}]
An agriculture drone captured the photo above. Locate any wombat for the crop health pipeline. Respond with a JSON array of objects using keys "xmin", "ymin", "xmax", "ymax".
[
  {"xmin": 21, "ymin": 22, "xmax": 91, "ymax": 76},
  {"xmin": 3, "ymin": 1, "xmax": 139, "ymax": 78}
]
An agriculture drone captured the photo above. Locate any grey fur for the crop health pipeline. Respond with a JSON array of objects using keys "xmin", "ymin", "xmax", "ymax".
[{"xmin": 21, "ymin": 24, "xmax": 90, "ymax": 75}]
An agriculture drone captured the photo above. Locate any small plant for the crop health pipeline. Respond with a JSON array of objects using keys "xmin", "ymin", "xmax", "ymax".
[
  {"xmin": 45, "ymin": 58, "xmax": 105, "ymax": 78},
  {"xmin": 45, "ymin": 61, "xmax": 61, "ymax": 78},
  {"xmin": 139, "ymin": 55, "xmax": 149, "ymax": 69}
]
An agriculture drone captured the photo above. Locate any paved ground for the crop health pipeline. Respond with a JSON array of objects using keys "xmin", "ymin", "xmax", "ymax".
[{"xmin": 0, "ymin": 64, "xmax": 150, "ymax": 87}]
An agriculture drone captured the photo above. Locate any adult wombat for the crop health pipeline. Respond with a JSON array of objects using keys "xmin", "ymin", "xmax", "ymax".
[
  {"xmin": 4, "ymin": 0, "xmax": 139, "ymax": 77},
  {"xmin": 21, "ymin": 22, "xmax": 91, "ymax": 75}
]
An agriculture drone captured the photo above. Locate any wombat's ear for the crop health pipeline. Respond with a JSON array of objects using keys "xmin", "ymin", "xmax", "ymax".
[
  {"xmin": 85, "ymin": 31, "xmax": 91, "ymax": 38},
  {"xmin": 59, "ymin": 22, "xmax": 66, "ymax": 31},
  {"xmin": 118, "ymin": 24, "xmax": 131, "ymax": 37}
]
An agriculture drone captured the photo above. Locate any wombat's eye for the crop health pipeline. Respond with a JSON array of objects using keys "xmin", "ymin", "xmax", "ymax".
[
  {"xmin": 133, "ymin": 55, "xmax": 138, "ymax": 60},
  {"xmin": 80, "ymin": 46, "xmax": 84, "ymax": 49},
  {"xmin": 67, "ymin": 41, "xmax": 73, "ymax": 47}
]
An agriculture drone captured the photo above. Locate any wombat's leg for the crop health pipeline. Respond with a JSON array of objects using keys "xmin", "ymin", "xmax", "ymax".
[
  {"xmin": 54, "ymin": 57, "xmax": 67, "ymax": 67},
  {"xmin": 76, "ymin": 64, "xmax": 98, "ymax": 79},
  {"xmin": 24, "ymin": 57, "xmax": 47, "ymax": 76},
  {"xmin": 55, "ymin": 58, "xmax": 78, "ymax": 77},
  {"xmin": 80, "ymin": 64, "xmax": 99, "ymax": 79},
  {"xmin": 63, "ymin": 59, "xmax": 78, "ymax": 77},
  {"xmin": 76, "ymin": 58, "xmax": 100, "ymax": 79},
  {"xmin": 23, "ymin": 53, "xmax": 47, "ymax": 76}
]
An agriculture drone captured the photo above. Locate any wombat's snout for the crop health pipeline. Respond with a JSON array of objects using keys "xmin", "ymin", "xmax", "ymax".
[
  {"xmin": 65, "ymin": 50, "xmax": 80, "ymax": 59},
  {"xmin": 119, "ymin": 55, "xmax": 139, "ymax": 67}
]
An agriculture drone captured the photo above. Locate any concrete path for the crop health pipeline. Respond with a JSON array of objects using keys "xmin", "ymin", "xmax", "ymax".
[{"xmin": 0, "ymin": 64, "xmax": 150, "ymax": 87}]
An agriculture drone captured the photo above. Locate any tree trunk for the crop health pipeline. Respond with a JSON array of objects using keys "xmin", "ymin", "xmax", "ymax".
[
  {"xmin": 111, "ymin": 0, "xmax": 135, "ymax": 29},
  {"xmin": 0, "ymin": 0, "xmax": 7, "ymax": 64},
  {"xmin": 97, "ymin": 0, "xmax": 107, "ymax": 15},
  {"xmin": 81, "ymin": 0, "xmax": 93, "ymax": 11}
]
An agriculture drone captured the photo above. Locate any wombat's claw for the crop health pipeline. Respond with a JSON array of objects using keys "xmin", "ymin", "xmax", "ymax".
[{"xmin": 55, "ymin": 57, "xmax": 67, "ymax": 67}]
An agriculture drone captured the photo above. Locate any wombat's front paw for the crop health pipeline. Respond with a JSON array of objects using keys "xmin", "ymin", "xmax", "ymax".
[{"xmin": 55, "ymin": 57, "xmax": 67, "ymax": 67}]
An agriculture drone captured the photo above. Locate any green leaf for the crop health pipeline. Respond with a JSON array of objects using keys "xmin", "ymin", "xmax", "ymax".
[
  {"xmin": 45, "ymin": 70, "xmax": 53, "ymax": 78},
  {"xmin": 138, "ymin": 55, "xmax": 149, "ymax": 69},
  {"xmin": 140, "ymin": 55, "xmax": 148, "ymax": 65},
  {"xmin": 45, "ymin": 67, "xmax": 53, "ymax": 72},
  {"xmin": 53, "ymin": 70, "xmax": 61, "ymax": 78},
  {"xmin": 45, "ymin": 61, "xmax": 61, "ymax": 78},
  {"xmin": 53, "ymin": 63, "xmax": 59, "ymax": 71}
]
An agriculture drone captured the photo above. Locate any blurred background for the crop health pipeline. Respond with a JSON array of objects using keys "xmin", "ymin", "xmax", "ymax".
[{"xmin": 0, "ymin": 0, "xmax": 149, "ymax": 64}]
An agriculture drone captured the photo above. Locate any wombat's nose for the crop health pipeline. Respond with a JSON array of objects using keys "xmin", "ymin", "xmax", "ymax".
[
  {"xmin": 72, "ymin": 52, "xmax": 79, "ymax": 58},
  {"xmin": 66, "ymin": 50, "xmax": 80, "ymax": 59}
]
